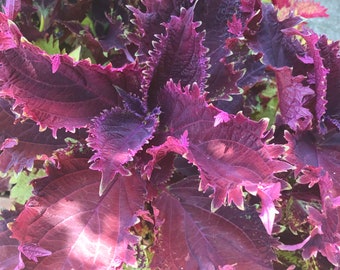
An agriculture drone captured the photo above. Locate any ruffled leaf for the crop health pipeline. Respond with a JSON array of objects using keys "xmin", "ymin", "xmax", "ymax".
[
  {"xmin": 318, "ymin": 36, "xmax": 340, "ymax": 129},
  {"xmin": 146, "ymin": 6, "xmax": 209, "ymax": 109},
  {"xmin": 147, "ymin": 81, "xmax": 292, "ymax": 233},
  {"xmin": 11, "ymin": 152, "xmax": 146, "ymax": 269},
  {"xmin": 128, "ymin": 0, "xmax": 194, "ymax": 58},
  {"xmin": 283, "ymin": 29, "xmax": 328, "ymax": 131},
  {"xmin": 246, "ymin": 4, "xmax": 304, "ymax": 68},
  {"xmin": 272, "ymin": 66, "xmax": 314, "ymax": 131},
  {"xmin": 151, "ymin": 177, "xmax": 276, "ymax": 269},
  {"xmin": 87, "ymin": 106, "xmax": 159, "ymax": 195}
]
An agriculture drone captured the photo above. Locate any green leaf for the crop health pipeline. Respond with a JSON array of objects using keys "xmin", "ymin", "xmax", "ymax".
[
  {"xmin": 33, "ymin": 35, "xmax": 61, "ymax": 55},
  {"xmin": 10, "ymin": 169, "xmax": 46, "ymax": 205}
]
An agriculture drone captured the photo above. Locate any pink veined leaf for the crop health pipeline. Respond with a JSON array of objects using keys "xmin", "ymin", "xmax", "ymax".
[
  {"xmin": 151, "ymin": 177, "xmax": 277, "ymax": 269},
  {"xmin": 0, "ymin": 98, "xmax": 77, "ymax": 173},
  {"xmin": 87, "ymin": 106, "xmax": 159, "ymax": 196},
  {"xmin": 145, "ymin": 5, "xmax": 209, "ymax": 109},
  {"xmin": 11, "ymin": 152, "xmax": 146, "ymax": 269},
  {"xmin": 3, "ymin": 0, "xmax": 21, "ymax": 20},
  {"xmin": 147, "ymin": 80, "xmax": 292, "ymax": 233},
  {"xmin": 272, "ymin": 65, "xmax": 315, "ymax": 131}
]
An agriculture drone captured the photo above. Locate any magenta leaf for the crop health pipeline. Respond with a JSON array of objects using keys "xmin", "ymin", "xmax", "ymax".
[
  {"xmin": 272, "ymin": 66, "xmax": 314, "ymax": 131},
  {"xmin": 0, "ymin": 12, "xmax": 21, "ymax": 50},
  {"xmin": 145, "ymin": 6, "xmax": 209, "ymax": 108},
  {"xmin": 87, "ymin": 106, "xmax": 159, "ymax": 195},
  {"xmin": 11, "ymin": 152, "xmax": 146, "ymax": 269},
  {"xmin": 2, "ymin": 0, "xmax": 21, "ymax": 20},
  {"xmin": 151, "ymin": 177, "xmax": 276, "ymax": 269}
]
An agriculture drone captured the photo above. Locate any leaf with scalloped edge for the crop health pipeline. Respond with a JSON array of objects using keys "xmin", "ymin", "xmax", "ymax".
[
  {"xmin": 145, "ymin": 6, "xmax": 209, "ymax": 109},
  {"xmin": 246, "ymin": 4, "xmax": 304, "ymax": 68},
  {"xmin": 151, "ymin": 176, "xmax": 276, "ymax": 269},
  {"xmin": 283, "ymin": 28, "xmax": 328, "ymax": 132},
  {"xmin": 11, "ymin": 152, "xmax": 146, "ymax": 269},
  {"xmin": 0, "ymin": 13, "xmax": 144, "ymax": 136},
  {"xmin": 318, "ymin": 36, "xmax": 340, "ymax": 129},
  {"xmin": 87, "ymin": 106, "xmax": 159, "ymax": 195},
  {"xmin": 0, "ymin": 98, "xmax": 74, "ymax": 173},
  {"xmin": 272, "ymin": 65, "xmax": 314, "ymax": 131},
  {"xmin": 147, "ymin": 80, "xmax": 292, "ymax": 234},
  {"xmin": 128, "ymin": 0, "xmax": 194, "ymax": 59}
]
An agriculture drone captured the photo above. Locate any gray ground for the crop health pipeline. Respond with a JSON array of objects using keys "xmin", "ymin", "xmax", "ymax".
[{"xmin": 307, "ymin": 0, "xmax": 340, "ymax": 41}]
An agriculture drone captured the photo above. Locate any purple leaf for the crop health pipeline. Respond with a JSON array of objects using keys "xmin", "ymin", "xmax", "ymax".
[
  {"xmin": 145, "ymin": 6, "xmax": 209, "ymax": 109},
  {"xmin": 285, "ymin": 131, "xmax": 340, "ymax": 198},
  {"xmin": 151, "ymin": 177, "xmax": 276, "ymax": 269},
  {"xmin": 11, "ymin": 152, "xmax": 146, "ymax": 269},
  {"xmin": 87, "ymin": 107, "xmax": 159, "ymax": 195},
  {"xmin": 0, "ymin": 22, "xmax": 144, "ymax": 135},
  {"xmin": 283, "ymin": 29, "xmax": 328, "ymax": 131},
  {"xmin": 0, "ymin": 210, "xmax": 20, "ymax": 270},
  {"xmin": 147, "ymin": 81, "xmax": 292, "ymax": 233},
  {"xmin": 272, "ymin": 66, "xmax": 314, "ymax": 131},
  {"xmin": 318, "ymin": 36, "xmax": 340, "ymax": 128},
  {"xmin": 246, "ymin": 4, "xmax": 304, "ymax": 68},
  {"xmin": 128, "ymin": 0, "xmax": 194, "ymax": 58},
  {"xmin": 194, "ymin": 0, "xmax": 255, "ymax": 99},
  {"xmin": 0, "ymin": 98, "xmax": 72, "ymax": 173}
]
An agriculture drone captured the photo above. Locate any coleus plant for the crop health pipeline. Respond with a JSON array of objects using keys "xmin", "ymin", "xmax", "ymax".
[{"xmin": 0, "ymin": 0, "xmax": 339, "ymax": 269}]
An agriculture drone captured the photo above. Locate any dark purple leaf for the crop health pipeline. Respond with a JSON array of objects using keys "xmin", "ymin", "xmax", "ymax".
[
  {"xmin": 318, "ymin": 36, "xmax": 340, "ymax": 129},
  {"xmin": 194, "ymin": 0, "xmax": 255, "ymax": 99},
  {"xmin": 246, "ymin": 4, "xmax": 304, "ymax": 68},
  {"xmin": 128, "ymin": 0, "xmax": 194, "ymax": 58},
  {"xmin": 0, "ymin": 98, "xmax": 71, "ymax": 173},
  {"xmin": 151, "ymin": 177, "xmax": 276, "ymax": 269},
  {"xmin": 272, "ymin": 65, "xmax": 314, "ymax": 131},
  {"xmin": 145, "ymin": 6, "xmax": 209, "ymax": 109},
  {"xmin": 283, "ymin": 29, "xmax": 328, "ymax": 131},
  {"xmin": 285, "ymin": 131, "xmax": 340, "ymax": 198},
  {"xmin": 11, "ymin": 152, "xmax": 146, "ymax": 269},
  {"xmin": 87, "ymin": 106, "xmax": 159, "ymax": 195},
  {"xmin": 0, "ymin": 210, "xmax": 20, "ymax": 270}
]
